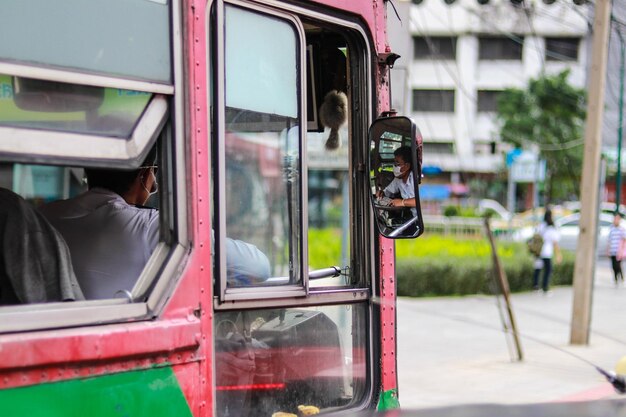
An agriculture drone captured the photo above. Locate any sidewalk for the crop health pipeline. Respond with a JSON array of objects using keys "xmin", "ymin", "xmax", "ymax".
[{"xmin": 397, "ymin": 259, "xmax": 626, "ymax": 409}]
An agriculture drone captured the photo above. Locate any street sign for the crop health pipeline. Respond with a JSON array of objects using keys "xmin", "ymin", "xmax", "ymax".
[
  {"xmin": 510, "ymin": 151, "xmax": 545, "ymax": 183},
  {"xmin": 506, "ymin": 148, "xmax": 523, "ymax": 167}
]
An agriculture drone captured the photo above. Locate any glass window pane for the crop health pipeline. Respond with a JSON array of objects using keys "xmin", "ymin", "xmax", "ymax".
[
  {"xmin": 478, "ymin": 37, "xmax": 523, "ymax": 60},
  {"xmin": 1, "ymin": 0, "xmax": 171, "ymax": 83},
  {"xmin": 545, "ymin": 37, "xmax": 579, "ymax": 61},
  {"xmin": 477, "ymin": 90, "xmax": 502, "ymax": 113},
  {"xmin": 214, "ymin": 303, "xmax": 367, "ymax": 416},
  {"xmin": 223, "ymin": 6, "xmax": 301, "ymax": 288},
  {"xmin": 412, "ymin": 89, "xmax": 455, "ymax": 112},
  {"xmin": 225, "ymin": 6, "xmax": 298, "ymax": 118},
  {"xmin": 413, "ymin": 36, "xmax": 457, "ymax": 60},
  {"xmin": 0, "ymin": 75, "xmax": 152, "ymax": 138}
]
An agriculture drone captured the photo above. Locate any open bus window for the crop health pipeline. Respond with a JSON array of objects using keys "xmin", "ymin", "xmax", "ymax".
[
  {"xmin": 0, "ymin": 142, "xmax": 166, "ymax": 304},
  {"xmin": 213, "ymin": 4, "xmax": 373, "ymax": 296},
  {"xmin": 0, "ymin": 70, "xmax": 177, "ymax": 326},
  {"xmin": 214, "ymin": 303, "xmax": 367, "ymax": 416},
  {"xmin": 305, "ymin": 28, "xmax": 352, "ymax": 288}
]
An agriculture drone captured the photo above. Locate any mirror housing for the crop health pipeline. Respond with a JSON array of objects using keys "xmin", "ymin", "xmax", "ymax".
[{"xmin": 368, "ymin": 116, "xmax": 424, "ymax": 239}]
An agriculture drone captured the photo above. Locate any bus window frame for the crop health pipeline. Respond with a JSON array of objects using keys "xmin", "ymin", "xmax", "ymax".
[
  {"xmin": 0, "ymin": 0, "xmax": 189, "ymax": 333},
  {"xmin": 0, "ymin": 94, "xmax": 168, "ymax": 167},
  {"xmin": 0, "ymin": 62, "xmax": 174, "ymax": 95},
  {"xmin": 211, "ymin": 0, "xmax": 376, "ymax": 310},
  {"xmin": 213, "ymin": 0, "xmax": 309, "ymax": 302}
]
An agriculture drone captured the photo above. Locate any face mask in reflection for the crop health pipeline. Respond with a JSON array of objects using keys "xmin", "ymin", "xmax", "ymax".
[{"xmin": 393, "ymin": 166, "xmax": 403, "ymax": 178}]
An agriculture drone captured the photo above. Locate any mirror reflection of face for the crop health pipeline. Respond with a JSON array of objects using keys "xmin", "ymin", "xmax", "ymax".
[{"xmin": 392, "ymin": 155, "xmax": 409, "ymax": 178}]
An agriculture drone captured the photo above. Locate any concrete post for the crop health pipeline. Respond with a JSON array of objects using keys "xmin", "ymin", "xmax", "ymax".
[{"xmin": 570, "ymin": 0, "xmax": 612, "ymax": 345}]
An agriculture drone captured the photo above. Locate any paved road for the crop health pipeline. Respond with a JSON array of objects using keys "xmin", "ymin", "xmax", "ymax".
[{"xmin": 397, "ymin": 259, "xmax": 626, "ymax": 409}]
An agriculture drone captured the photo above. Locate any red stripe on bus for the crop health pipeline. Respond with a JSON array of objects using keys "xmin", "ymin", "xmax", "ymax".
[{"xmin": 216, "ymin": 383, "xmax": 285, "ymax": 391}]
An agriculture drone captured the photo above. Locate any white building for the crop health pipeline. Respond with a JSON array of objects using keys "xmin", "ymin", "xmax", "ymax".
[{"xmin": 388, "ymin": 0, "xmax": 590, "ymax": 183}]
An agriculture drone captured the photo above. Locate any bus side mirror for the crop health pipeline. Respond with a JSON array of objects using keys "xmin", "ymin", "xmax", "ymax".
[{"xmin": 368, "ymin": 116, "xmax": 424, "ymax": 239}]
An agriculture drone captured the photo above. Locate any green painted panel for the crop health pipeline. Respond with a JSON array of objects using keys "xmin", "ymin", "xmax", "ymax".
[
  {"xmin": 377, "ymin": 388, "xmax": 400, "ymax": 411},
  {"xmin": 1, "ymin": 367, "xmax": 193, "ymax": 417}
]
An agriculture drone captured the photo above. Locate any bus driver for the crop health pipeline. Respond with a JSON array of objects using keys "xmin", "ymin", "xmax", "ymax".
[
  {"xmin": 42, "ymin": 149, "xmax": 270, "ymax": 299},
  {"xmin": 376, "ymin": 145, "xmax": 416, "ymax": 214}
]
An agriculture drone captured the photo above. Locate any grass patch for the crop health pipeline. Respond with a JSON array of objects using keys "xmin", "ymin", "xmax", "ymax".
[
  {"xmin": 396, "ymin": 235, "xmax": 575, "ymax": 297},
  {"xmin": 309, "ymin": 228, "xmax": 344, "ymax": 269}
]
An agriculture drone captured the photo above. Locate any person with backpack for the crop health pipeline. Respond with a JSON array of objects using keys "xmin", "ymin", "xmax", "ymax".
[
  {"xmin": 531, "ymin": 209, "xmax": 562, "ymax": 294},
  {"xmin": 608, "ymin": 212, "xmax": 626, "ymax": 285}
]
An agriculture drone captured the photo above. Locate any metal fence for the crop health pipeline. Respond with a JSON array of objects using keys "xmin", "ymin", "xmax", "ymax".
[
  {"xmin": 422, "ymin": 215, "xmax": 485, "ymax": 237},
  {"xmin": 422, "ymin": 215, "xmax": 517, "ymax": 240}
]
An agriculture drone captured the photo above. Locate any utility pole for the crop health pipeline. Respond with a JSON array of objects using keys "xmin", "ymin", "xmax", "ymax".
[
  {"xmin": 570, "ymin": 0, "xmax": 612, "ymax": 345},
  {"xmin": 616, "ymin": 26, "xmax": 625, "ymax": 212}
]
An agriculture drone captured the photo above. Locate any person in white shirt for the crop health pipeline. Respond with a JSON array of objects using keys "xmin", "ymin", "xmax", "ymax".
[
  {"xmin": 532, "ymin": 209, "xmax": 562, "ymax": 293},
  {"xmin": 377, "ymin": 146, "xmax": 416, "ymax": 216}
]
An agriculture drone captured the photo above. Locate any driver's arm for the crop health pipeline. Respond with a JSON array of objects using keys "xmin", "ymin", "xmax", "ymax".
[{"xmin": 226, "ymin": 238, "xmax": 271, "ymax": 285}]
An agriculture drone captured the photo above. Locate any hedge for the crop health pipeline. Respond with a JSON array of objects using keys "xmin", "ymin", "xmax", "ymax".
[
  {"xmin": 309, "ymin": 229, "xmax": 576, "ymax": 297},
  {"xmin": 395, "ymin": 236, "xmax": 575, "ymax": 297}
]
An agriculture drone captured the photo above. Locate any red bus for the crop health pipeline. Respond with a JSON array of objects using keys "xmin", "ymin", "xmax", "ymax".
[{"xmin": 0, "ymin": 0, "xmax": 424, "ymax": 416}]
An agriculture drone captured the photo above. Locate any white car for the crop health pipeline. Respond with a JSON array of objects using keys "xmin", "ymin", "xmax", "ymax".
[{"xmin": 512, "ymin": 213, "xmax": 622, "ymax": 256}]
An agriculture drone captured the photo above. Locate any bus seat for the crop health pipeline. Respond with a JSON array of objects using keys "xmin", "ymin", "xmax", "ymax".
[{"xmin": 0, "ymin": 188, "xmax": 84, "ymax": 304}]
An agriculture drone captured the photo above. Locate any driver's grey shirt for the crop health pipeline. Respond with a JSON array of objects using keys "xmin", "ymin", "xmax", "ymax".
[
  {"xmin": 42, "ymin": 188, "xmax": 271, "ymax": 299},
  {"xmin": 41, "ymin": 188, "xmax": 159, "ymax": 300}
]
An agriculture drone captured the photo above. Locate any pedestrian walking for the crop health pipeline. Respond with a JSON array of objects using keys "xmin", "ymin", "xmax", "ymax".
[
  {"xmin": 608, "ymin": 212, "xmax": 626, "ymax": 285},
  {"xmin": 532, "ymin": 209, "xmax": 562, "ymax": 294}
]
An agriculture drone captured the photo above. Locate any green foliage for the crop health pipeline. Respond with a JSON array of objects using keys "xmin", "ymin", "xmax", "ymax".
[
  {"xmin": 396, "ymin": 234, "xmax": 517, "ymax": 259},
  {"xmin": 496, "ymin": 70, "xmax": 586, "ymax": 201},
  {"xmin": 442, "ymin": 205, "xmax": 478, "ymax": 218},
  {"xmin": 396, "ymin": 235, "xmax": 575, "ymax": 297},
  {"xmin": 482, "ymin": 208, "xmax": 498, "ymax": 219},
  {"xmin": 458, "ymin": 206, "xmax": 478, "ymax": 217},
  {"xmin": 308, "ymin": 227, "xmax": 343, "ymax": 269},
  {"xmin": 443, "ymin": 205, "xmax": 459, "ymax": 217}
]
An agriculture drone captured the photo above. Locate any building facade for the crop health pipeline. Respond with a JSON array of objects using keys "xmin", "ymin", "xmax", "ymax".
[{"xmin": 388, "ymin": 0, "xmax": 590, "ymax": 196}]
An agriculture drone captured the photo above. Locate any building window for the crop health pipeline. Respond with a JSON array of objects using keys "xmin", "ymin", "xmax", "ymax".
[
  {"xmin": 413, "ymin": 36, "xmax": 457, "ymax": 60},
  {"xmin": 474, "ymin": 141, "xmax": 498, "ymax": 155},
  {"xmin": 478, "ymin": 36, "xmax": 523, "ymax": 60},
  {"xmin": 545, "ymin": 37, "xmax": 579, "ymax": 61},
  {"xmin": 423, "ymin": 142, "xmax": 455, "ymax": 154},
  {"xmin": 412, "ymin": 89, "xmax": 455, "ymax": 112},
  {"xmin": 477, "ymin": 90, "xmax": 502, "ymax": 113}
]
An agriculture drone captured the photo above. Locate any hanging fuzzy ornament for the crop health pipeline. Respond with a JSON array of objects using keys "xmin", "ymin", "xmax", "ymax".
[{"xmin": 319, "ymin": 90, "xmax": 348, "ymax": 150}]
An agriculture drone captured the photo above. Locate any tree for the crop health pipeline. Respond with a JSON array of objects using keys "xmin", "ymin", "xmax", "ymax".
[{"xmin": 496, "ymin": 70, "xmax": 586, "ymax": 202}]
